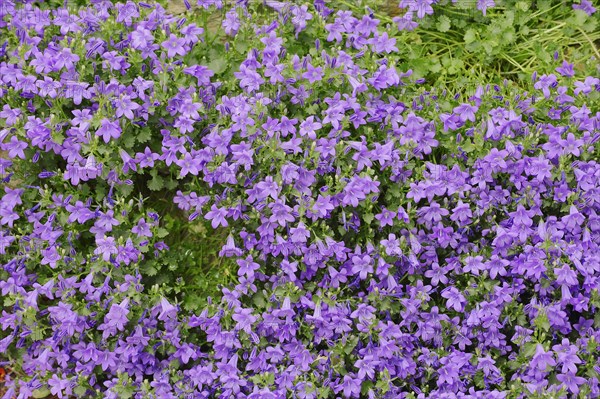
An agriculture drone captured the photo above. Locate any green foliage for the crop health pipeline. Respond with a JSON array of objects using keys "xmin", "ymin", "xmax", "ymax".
[{"xmin": 345, "ymin": 0, "xmax": 600, "ymax": 94}]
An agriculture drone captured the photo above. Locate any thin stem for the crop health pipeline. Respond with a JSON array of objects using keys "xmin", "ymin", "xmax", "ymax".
[
  {"xmin": 501, "ymin": 53, "xmax": 528, "ymax": 73},
  {"xmin": 421, "ymin": 30, "xmax": 461, "ymax": 44},
  {"xmin": 528, "ymin": 2, "xmax": 563, "ymax": 19},
  {"xmin": 578, "ymin": 28, "xmax": 600, "ymax": 60},
  {"xmin": 528, "ymin": 23, "xmax": 566, "ymax": 37}
]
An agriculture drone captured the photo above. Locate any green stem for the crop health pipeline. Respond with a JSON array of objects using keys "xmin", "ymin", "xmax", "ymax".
[
  {"xmin": 501, "ymin": 53, "xmax": 527, "ymax": 73},
  {"xmin": 578, "ymin": 28, "xmax": 600, "ymax": 60},
  {"xmin": 528, "ymin": 3, "xmax": 562, "ymax": 19}
]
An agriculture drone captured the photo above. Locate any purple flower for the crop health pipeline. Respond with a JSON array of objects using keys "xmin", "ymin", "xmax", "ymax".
[
  {"xmin": 453, "ymin": 103, "xmax": 478, "ymax": 122},
  {"xmin": 223, "ymin": 9, "xmax": 241, "ymax": 35},
  {"xmin": 368, "ymin": 32, "xmax": 398, "ymax": 53},
  {"xmin": 96, "ymin": 119, "xmax": 121, "ymax": 143},
  {"xmin": 441, "ymin": 287, "xmax": 466, "ymax": 312},
  {"xmin": 534, "ymin": 74, "xmax": 557, "ymax": 98},
  {"xmin": 574, "ymin": 76, "xmax": 600, "ymax": 95},
  {"xmin": 132, "ymin": 218, "xmax": 152, "ymax": 237},
  {"xmin": 477, "ymin": 0, "xmax": 495, "ymax": 15},
  {"xmin": 131, "ymin": 26, "xmax": 154, "ymax": 49},
  {"xmin": 158, "ymin": 297, "xmax": 177, "ymax": 321},
  {"xmin": 0, "ymin": 105, "xmax": 21, "ymax": 126},
  {"xmin": 531, "ymin": 344, "xmax": 556, "ymax": 371},
  {"xmin": 237, "ymin": 255, "xmax": 260, "ymax": 277},
  {"xmin": 400, "ymin": 0, "xmax": 435, "ymax": 19},
  {"xmin": 268, "ymin": 199, "xmax": 295, "ymax": 226},
  {"xmin": 48, "ymin": 374, "xmax": 72, "ymax": 399},
  {"xmin": 162, "ymin": 34, "xmax": 187, "ymax": 58},
  {"xmin": 336, "ymin": 374, "xmax": 361, "ymax": 398},
  {"xmin": 176, "ymin": 153, "xmax": 202, "ymax": 177},
  {"xmin": 302, "ymin": 63, "xmax": 323, "ymax": 83},
  {"xmin": 573, "ymin": 0, "xmax": 596, "ymax": 15},
  {"xmin": 232, "ymin": 307, "xmax": 257, "ymax": 333},
  {"xmin": 556, "ymin": 60, "xmax": 575, "ymax": 77},
  {"xmin": 98, "ymin": 299, "xmax": 130, "ymax": 339},
  {"xmin": 2, "ymin": 136, "xmax": 27, "ymax": 159},
  {"xmin": 136, "ymin": 147, "xmax": 160, "ymax": 168},
  {"xmin": 375, "ymin": 209, "xmax": 396, "ymax": 227},
  {"xmin": 351, "ymin": 254, "xmax": 373, "ymax": 280},
  {"xmin": 94, "ymin": 236, "xmax": 118, "ymax": 261},
  {"xmin": 291, "ymin": 5, "xmax": 313, "ymax": 35},
  {"xmin": 205, "ymin": 204, "xmax": 228, "ymax": 228},
  {"xmin": 557, "ymin": 371, "xmax": 587, "ymax": 394},
  {"xmin": 553, "ymin": 339, "xmax": 582, "ymax": 373},
  {"xmin": 114, "ymin": 95, "xmax": 140, "ymax": 120},
  {"xmin": 54, "ymin": 47, "xmax": 80, "ymax": 71},
  {"xmin": 234, "ymin": 65, "xmax": 264, "ymax": 92},
  {"xmin": 0, "ymin": 232, "xmax": 15, "ymax": 254}
]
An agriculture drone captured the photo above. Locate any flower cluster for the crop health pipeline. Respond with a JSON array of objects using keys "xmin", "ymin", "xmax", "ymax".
[{"xmin": 1, "ymin": 0, "xmax": 600, "ymax": 398}]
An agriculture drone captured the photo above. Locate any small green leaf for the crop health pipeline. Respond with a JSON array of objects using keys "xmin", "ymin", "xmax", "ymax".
[
  {"xmin": 122, "ymin": 132, "xmax": 136, "ymax": 148},
  {"xmin": 437, "ymin": 15, "xmax": 451, "ymax": 33},
  {"xmin": 252, "ymin": 292, "xmax": 266, "ymax": 308},
  {"xmin": 165, "ymin": 178, "xmax": 178, "ymax": 190},
  {"xmin": 32, "ymin": 388, "xmax": 51, "ymax": 398},
  {"xmin": 516, "ymin": 1, "xmax": 530, "ymax": 11},
  {"xmin": 344, "ymin": 336, "xmax": 358, "ymax": 354},
  {"xmin": 461, "ymin": 140, "xmax": 475, "ymax": 153},
  {"xmin": 535, "ymin": 312, "xmax": 550, "ymax": 332},
  {"xmin": 51, "ymin": 130, "xmax": 65, "ymax": 145},
  {"xmin": 569, "ymin": 9, "xmax": 590, "ymax": 28},
  {"xmin": 208, "ymin": 57, "xmax": 227, "ymax": 74},
  {"xmin": 148, "ymin": 173, "xmax": 164, "ymax": 191},
  {"xmin": 73, "ymin": 385, "xmax": 88, "ymax": 396},
  {"xmin": 117, "ymin": 183, "xmax": 134, "ymax": 197},
  {"xmin": 429, "ymin": 60, "xmax": 443, "ymax": 74},
  {"xmin": 142, "ymin": 263, "xmax": 159, "ymax": 277},
  {"xmin": 136, "ymin": 127, "xmax": 152, "ymax": 144},
  {"xmin": 522, "ymin": 342, "xmax": 537, "ymax": 358},
  {"xmin": 156, "ymin": 227, "xmax": 169, "ymax": 238},
  {"xmin": 464, "ymin": 29, "xmax": 477, "ymax": 44}
]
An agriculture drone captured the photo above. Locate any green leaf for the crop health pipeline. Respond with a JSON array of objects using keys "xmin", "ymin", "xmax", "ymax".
[
  {"xmin": 376, "ymin": 369, "xmax": 391, "ymax": 393},
  {"xmin": 252, "ymin": 292, "xmax": 266, "ymax": 308},
  {"xmin": 165, "ymin": 178, "xmax": 178, "ymax": 190},
  {"xmin": 344, "ymin": 336, "xmax": 358, "ymax": 354},
  {"xmin": 437, "ymin": 16, "xmax": 451, "ymax": 33},
  {"xmin": 461, "ymin": 140, "xmax": 475, "ymax": 153},
  {"xmin": 136, "ymin": 127, "xmax": 152, "ymax": 144},
  {"xmin": 148, "ymin": 173, "xmax": 164, "ymax": 191},
  {"xmin": 142, "ymin": 262, "xmax": 159, "ymax": 277},
  {"xmin": 522, "ymin": 342, "xmax": 537, "ymax": 358},
  {"xmin": 535, "ymin": 312, "xmax": 550, "ymax": 332},
  {"xmin": 122, "ymin": 132, "xmax": 136, "ymax": 148},
  {"xmin": 569, "ymin": 9, "xmax": 590, "ymax": 28},
  {"xmin": 51, "ymin": 130, "xmax": 65, "ymax": 145},
  {"xmin": 516, "ymin": 1, "xmax": 530, "ymax": 11},
  {"xmin": 429, "ymin": 60, "xmax": 443, "ymax": 74},
  {"xmin": 454, "ymin": 0, "xmax": 475, "ymax": 9},
  {"xmin": 536, "ymin": 0, "xmax": 552, "ymax": 13},
  {"xmin": 32, "ymin": 389, "xmax": 51, "ymax": 398},
  {"xmin": 73, "ymin": 386, "xmax": 88, "ymax": 397},
  {"xmin": 156, "ymin": 227, "xmax": 169, "ymax": 238},
  {"xmin": 234, "ymin": 36, "xmax": 249, "ymax": 54},
  {"xmin": 464, "ymin": 29, "xmax": 477, "ymax": 44},
  {"xmin": 117, "ymin": 183, "xmax": 134, "ymax": 197},
  {"xmin": 31, "ymin": 327, "xmax": 44, "ymax": 341},
  {"xmin": 208, "ymin": 57, "xmax": 227, "ymax": 74},
  {"xmin": 361, "ymin": 381, "xmax": 374, "ymax": 395}
]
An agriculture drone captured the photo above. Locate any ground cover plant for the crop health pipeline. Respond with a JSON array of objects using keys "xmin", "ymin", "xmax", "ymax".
[{"xmin": 0, "ymin": 0, "xmax": 599, "ymax": 398}]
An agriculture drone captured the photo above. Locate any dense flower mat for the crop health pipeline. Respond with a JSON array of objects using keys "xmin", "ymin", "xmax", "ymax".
[{"xmin": 1, "ymin": 0, "xmax": 600, "ymax": 398}]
